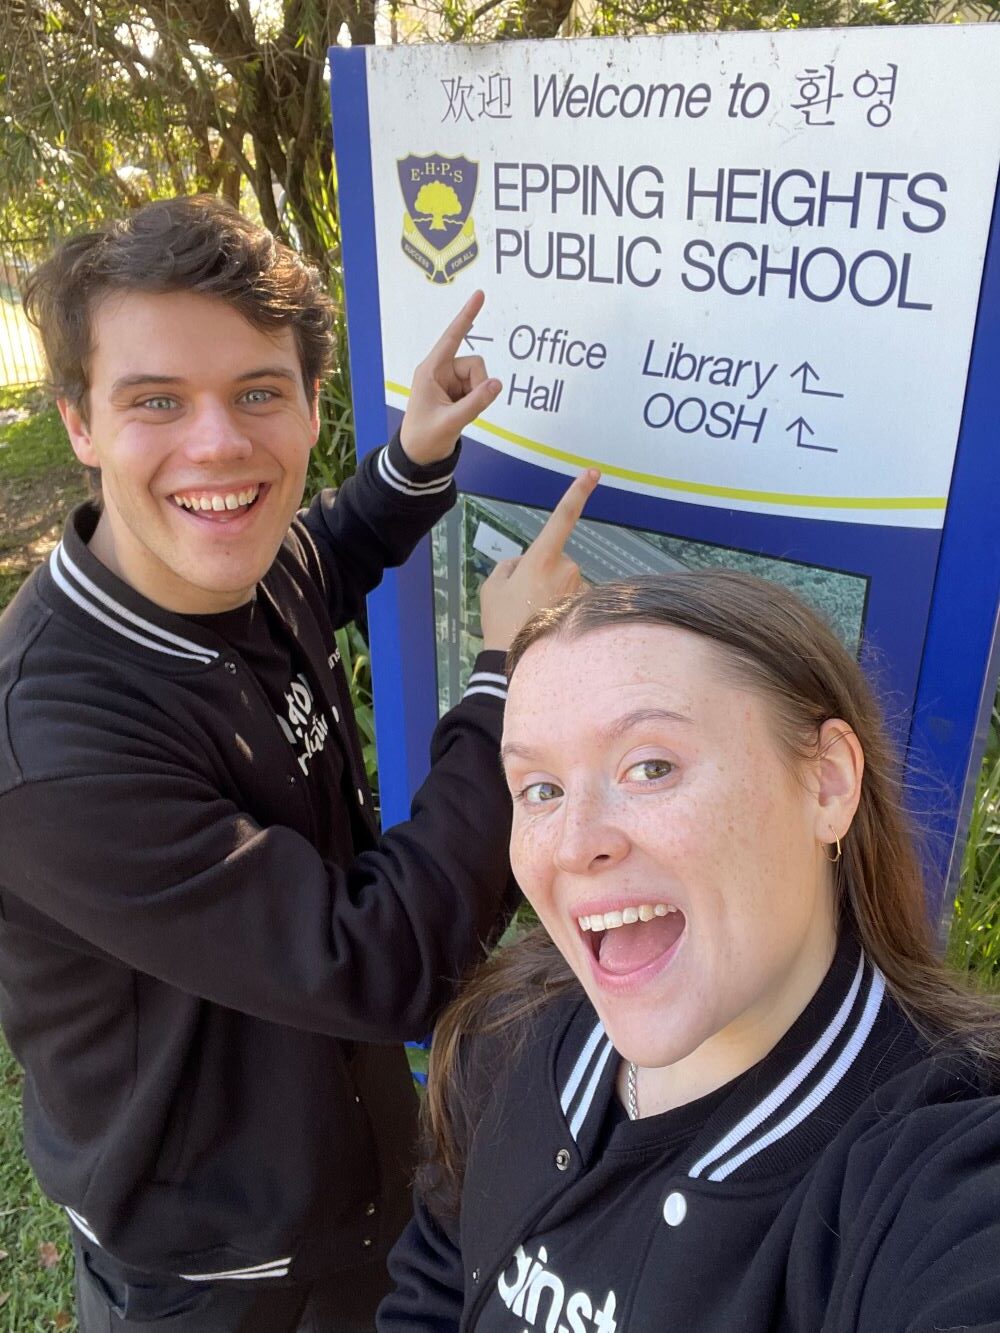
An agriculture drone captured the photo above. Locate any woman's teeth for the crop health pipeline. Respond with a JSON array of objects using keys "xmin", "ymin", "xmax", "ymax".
[
  {"xmin": 172, "ymin": 485, "xmax": 260, "ymax": 511},
  {"xmin": 579, "ymin": 904, "xmax": 679, "ymax": 932}
]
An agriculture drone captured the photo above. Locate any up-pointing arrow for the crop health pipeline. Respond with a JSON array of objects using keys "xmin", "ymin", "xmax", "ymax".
[
  {"xmin": 786, "ymin": 416, "xmax": 838, "ymax": 453},
  {"xmin": 789, "ymin": 361, "xmax": 844, "ymax": 398}
]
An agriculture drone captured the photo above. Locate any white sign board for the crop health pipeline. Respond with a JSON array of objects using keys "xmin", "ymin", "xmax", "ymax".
[{"xmin": 365, "ymin": 26, "xmax": 999, "ymax": 526}]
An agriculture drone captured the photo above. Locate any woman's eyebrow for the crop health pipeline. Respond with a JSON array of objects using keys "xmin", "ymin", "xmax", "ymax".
[
  {"xmin": 501, "ymin": 707, "xmax": 692, "ymax": 767},
  {"xmin": 606, "ymin": 707, "xmax": 692, "ymax": 740}
]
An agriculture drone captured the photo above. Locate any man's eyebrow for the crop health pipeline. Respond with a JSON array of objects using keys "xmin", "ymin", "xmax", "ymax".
[
  {"xmin": 110, "ymin": 374, "xmax": 183, "ymax": 394},
  {"xmin": 109, "ymin": 367, "xmax": 299, "ymax": 395},
  {"xmin": 234, "ymin": 367, "xmax": 299, "ymax": 384},
  {"xmin": 500, "ymin": 707, "xmax": 692, "ymax": 767}
]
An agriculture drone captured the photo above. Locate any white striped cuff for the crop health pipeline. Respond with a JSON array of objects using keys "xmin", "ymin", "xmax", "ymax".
[
  {"xmin": 66, "ymin": 1207, "xmax": 101, "ymax": 1245},
  {"xmin": 178, "ymin": 1256, "xmax": 292, "ymax": 1282},
  {"xmin": 377, "ymin": 446, "xmax": 455, "ymax": 498},
  {"xmin": 464, "ymin": 669, "xmax": 507, "ymax": 702}
]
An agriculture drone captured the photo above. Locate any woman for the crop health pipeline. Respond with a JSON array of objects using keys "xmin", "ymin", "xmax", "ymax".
[{"xmin": 380, "ymin": 571, "xmax": 1000, "ymax": 1333}]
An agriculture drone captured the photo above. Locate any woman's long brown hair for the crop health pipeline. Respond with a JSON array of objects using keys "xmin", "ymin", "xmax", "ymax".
[{"xmin": 420, "ymin": 571, "xmax": 999, "ymax": 1218}]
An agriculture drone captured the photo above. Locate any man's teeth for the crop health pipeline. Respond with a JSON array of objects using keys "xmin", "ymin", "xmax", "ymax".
[
  {"xmin": 579, "ymin": 904, "xmax": 679, "ymax": 932},
  {"xmin": 172, "ymin": 486, "xmax": 260, "ymax": 511}
]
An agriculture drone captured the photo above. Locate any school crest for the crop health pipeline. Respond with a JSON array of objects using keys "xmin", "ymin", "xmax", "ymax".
[{"xmin": 397, "ymin": 154, "xmax": 479, "ymax": 284}]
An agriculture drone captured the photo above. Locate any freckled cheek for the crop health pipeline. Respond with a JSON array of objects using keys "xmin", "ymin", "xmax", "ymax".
[
  {"xmin": 510, "ymin": 821, "xmax": 560, "ymax": 919},
  {"xmin": 637, "ymin": 796, "xmax": 734, "ymax": 879}
]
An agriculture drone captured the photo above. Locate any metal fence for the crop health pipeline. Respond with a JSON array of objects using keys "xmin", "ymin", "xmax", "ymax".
[{"xmin": 0, "ymin": 237, "xmax": 48, "ymax": 388}]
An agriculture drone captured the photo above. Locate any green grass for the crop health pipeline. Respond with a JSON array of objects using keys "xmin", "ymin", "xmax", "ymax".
[
  {"xmin": 0, "ymin": 393, "xmax": 70, "ymax": 482},
  {"xmin": 0, "ymin": 1045, "xmax": 76, "ymax": 1330}
]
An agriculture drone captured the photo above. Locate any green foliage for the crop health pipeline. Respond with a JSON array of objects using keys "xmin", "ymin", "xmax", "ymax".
[
  {"xmin": 335, "ymin": 622, "xmax": 379, "ymax": 800},
  {"xmin": 306, "ymin": 267, "xmax": 357, "ymax": 495},
  {"xmin": 947, "ymin": 705, "xmax": 1000, "ymax": 989}
]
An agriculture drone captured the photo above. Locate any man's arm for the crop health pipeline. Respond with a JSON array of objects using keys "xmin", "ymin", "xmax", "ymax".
[
  {"xmin": 0, "ymin": 472, "xmax": 597, "ymax": 1039},
  {"xmin": 0, "ymin": 692, "xmax": 508, "ymax": 1041},
  {"xmin": 299, "ymin": 291, "xmax": 502, "ymax": 629}
]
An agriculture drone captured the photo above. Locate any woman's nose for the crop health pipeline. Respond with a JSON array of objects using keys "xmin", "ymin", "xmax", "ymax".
[{"xmin": 552, "ymin": 793, "xmax": 630, "ymax": 876}]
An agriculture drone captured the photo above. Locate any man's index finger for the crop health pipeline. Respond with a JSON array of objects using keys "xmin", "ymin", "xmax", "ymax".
[{"xmin": 424, "ymin": 289, "xmax": 486, "ymax": 367}]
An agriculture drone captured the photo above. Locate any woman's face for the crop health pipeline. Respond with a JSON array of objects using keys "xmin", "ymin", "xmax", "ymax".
[{"xmin": 502, "ymin": 623, "xmax": 843, "ymax": 1075}]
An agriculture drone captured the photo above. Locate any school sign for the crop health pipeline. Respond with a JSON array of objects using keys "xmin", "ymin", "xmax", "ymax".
[{"xmin": 330, "ymin": 25, "xmax": 1000, "ymax": 915}]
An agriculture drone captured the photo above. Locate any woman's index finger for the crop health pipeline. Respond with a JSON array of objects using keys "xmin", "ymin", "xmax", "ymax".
[{"xmin": 528, "ymin": 470, "xmax": 601, "ymax": 559}]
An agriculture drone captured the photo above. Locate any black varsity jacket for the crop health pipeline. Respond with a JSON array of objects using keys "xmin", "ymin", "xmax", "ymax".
[
  {"xmin": 380, "ymin": 932, "xmax": 1000, "ymax": 1331},
  {"xmin": 0, "ymin": 435, "xmax": 516, "ymax": 1284}
]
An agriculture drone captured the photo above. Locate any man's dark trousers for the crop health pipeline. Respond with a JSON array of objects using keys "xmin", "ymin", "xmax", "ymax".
[{"xmin": 73, "ymin": 1233, "xmax": 386, "ymax": 1331}]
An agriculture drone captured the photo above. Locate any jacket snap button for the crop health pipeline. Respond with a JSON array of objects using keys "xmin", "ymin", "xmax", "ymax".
[
  {"xmin": 662, "ymin": 1191, "xmax": 687, "ymax": 1227},
  {"xmin": 362, "ymin": 1237, "xmax": 373, "ymax": 1248},
  {"xmin": 223, "ymin": 660, "xmax": 237, "ymax": 674},
  {"xmin": 555, "ymin": 1148, "xmax": 571, "ymax": 1171},
  {"xmin": 472, "ymin": 1268, "xmax": 480, "ymax": 1283},
  {"xmin": 287, "ymin": 774, "xmax": 297, "ymax": 786},
  {"xmin": 365, "ymin": 1202, "xmax": 376, "ymax": 1217}
]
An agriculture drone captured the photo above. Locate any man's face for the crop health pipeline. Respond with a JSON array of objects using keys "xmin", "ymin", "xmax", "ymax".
[{"xmin": 60, "ymin": 289, "xmax": 319, "ymax": 614}]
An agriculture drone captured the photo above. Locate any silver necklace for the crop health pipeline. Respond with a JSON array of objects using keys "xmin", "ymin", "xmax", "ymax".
[{"xmin": 627, "ymin": 1061, "xmax": 639, "ymax": 1120}]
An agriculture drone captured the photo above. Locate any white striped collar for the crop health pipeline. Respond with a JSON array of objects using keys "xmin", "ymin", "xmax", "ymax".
[
  {"xmin": 690, "ymin": 953, "xmax": 884, "ymax": 1182},
  {"xmin": 51, "ymin": 542, "xmax": 219, "ymax": 664},
  {"xmin": 557, "ymin": 942, "xmax": 888, "ymax": 1182}
]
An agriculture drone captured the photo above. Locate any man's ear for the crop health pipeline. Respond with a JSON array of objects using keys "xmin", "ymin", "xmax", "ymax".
[
  {"xmin": 58, "ymin": 399, "xmax": 99, "ymax": 469},
  {"xmin": 812, "ymin": 719, "xmax": 864, "ymax": 846}
]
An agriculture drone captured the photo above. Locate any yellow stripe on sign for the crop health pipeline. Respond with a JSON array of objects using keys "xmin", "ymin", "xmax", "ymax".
[{"xmin": 384, "ymin": 381, "xmax": 946, "ymax": 513}]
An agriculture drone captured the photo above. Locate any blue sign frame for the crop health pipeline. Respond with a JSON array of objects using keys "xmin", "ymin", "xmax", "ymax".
[{"xmin": 330, "ymin": 43, "xmax": 1000, "ymax": 917}]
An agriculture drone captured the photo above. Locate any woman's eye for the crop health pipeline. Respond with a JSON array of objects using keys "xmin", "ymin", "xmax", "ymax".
[
  {"xmin": 519, "ymin": 780, "xmax": 563, "ymax": 805},
  {"xmin": 624, "ymin": 758, "xmax": 674, "ymax": 783}
]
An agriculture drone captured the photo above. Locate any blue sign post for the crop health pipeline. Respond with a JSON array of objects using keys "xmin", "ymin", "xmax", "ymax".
[{"xmin": 330, "ymin": 26, "xmax": 1000, "ymax": 916}]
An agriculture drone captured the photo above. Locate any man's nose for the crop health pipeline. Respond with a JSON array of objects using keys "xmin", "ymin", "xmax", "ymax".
[
  {"xmin": 183, "ymin": 401, "xmax": 253, "ymax": 464},
  {"xmin": 552, "ymin": 791, "xmax": 630, "ymax": 876}
]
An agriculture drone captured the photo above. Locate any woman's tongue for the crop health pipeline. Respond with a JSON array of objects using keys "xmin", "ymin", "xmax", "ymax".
[{"xmin": 597, "ymin": 912, "xmax": 685, "ymax": 976}]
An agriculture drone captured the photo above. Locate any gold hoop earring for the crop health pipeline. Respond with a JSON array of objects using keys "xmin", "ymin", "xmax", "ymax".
[{"xmin": 822, "ymin": 836, "xmax": 842, "ymax": 863}]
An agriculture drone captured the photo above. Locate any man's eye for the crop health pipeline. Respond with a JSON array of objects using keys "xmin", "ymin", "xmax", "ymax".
[
  {"xmin": 242, "ymin": 388, "xmax": 275, "ymax": 404},
  {"xmin": 140, "ymin": 396, "xmax": 178, "ymax": 411},
  {"xmin": 624, "ymin": 759, "xmax": 674, "ymax": 783},
  {"xmin": 519, "ymin": 780, "xmax": 563, "ymax": 805}
]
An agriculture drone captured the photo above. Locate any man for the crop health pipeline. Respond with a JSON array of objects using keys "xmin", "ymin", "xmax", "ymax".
[{"xmin": 0, "ymin": 195, "xmax": 595, "ymax": 1331}]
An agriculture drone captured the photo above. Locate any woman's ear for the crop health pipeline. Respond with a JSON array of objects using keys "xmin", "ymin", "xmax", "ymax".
[{"xmin": 813, "ymin": 719, "xmax": 864, "ymax": 846}]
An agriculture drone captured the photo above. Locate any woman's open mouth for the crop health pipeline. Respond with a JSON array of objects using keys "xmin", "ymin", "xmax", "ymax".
[{"xmin": 578, "ymin": 903, "xmax": 687, "ymax": 978}]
